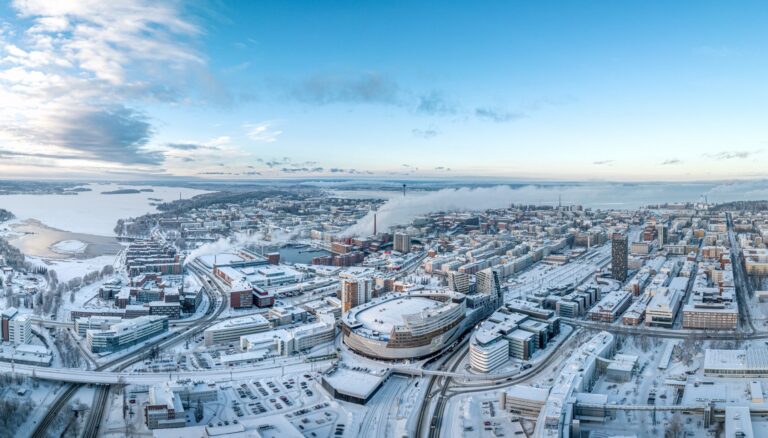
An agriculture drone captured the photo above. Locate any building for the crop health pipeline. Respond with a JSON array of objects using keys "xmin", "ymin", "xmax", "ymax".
[
  {"xmin": 86, "ymin": 315, "xmax": 168, "ymax": 353},
  {"xmin": 448, "ymin": 271, "xmax": 471, "ymax": 294},
  {"xmin": 229, "ymin": 281, "xmax": 254, "ymax": 309},
  {"xmin": 145, "ymin": 385, "xmax": 186, "ymax": 429},
  {"xmin": 645, "ymin": 283, "xmax": 684, "ymax": 328},
  {"xmin": 501, "ymin": 385, "xmax": 550, "ymax": 419},
  {"xmin": 587, "ymin": 291, "xmax": 631, "ymax": 323},
  {"xmin": 611, "ymin": 232, "xmax": 628, "ymax": 282},
  {"xmin": 1, "ymin": 309, "xmax": 31, "ymax": 345},
  {"xmin": 682, "ymin": 265, "xmax": 738, "ymax": 329},
  {"xmin": 203, "ymin": 314, "xmax": 270, "ymax": 346},
  {"xmin": 536, "ymin": 331, "xmax": 615, "ymax": 438},
  {"xmin": 469, "ymin": 336, "xmax": 509, "ymax": 372},
  {"xmin": 393, "ymin": 232, "xmax": 411, "ymax": 253},
  {"xmin": 341, "ymin": 277, "xmax": 374, "ymax": 313},
  {"xmin": 75, "ymin": 316, "xmax": 124, "ymax": 337},
  {"xmin": 476, "ymin": 268, "xmax": 504, "ymax": 310},
  {"xmin": 240, "ymin": 320, "xmax": 336, "ymax": 356},
  {"xmin": 0, "ymin": 344, "xmax": 52, "ymax": 366},
  {"xmin": 704, "ymin": 348, "xmax": 768, "ymax": 377},
  {"xmin": 341, "ymin": 291, "xmax": 467, "ymax": 360}
]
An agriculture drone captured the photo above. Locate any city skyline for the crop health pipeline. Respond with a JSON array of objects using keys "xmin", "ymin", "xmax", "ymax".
[{"xmin": 1, "ymin": 1, "xmax": 767, "ymax": 181}]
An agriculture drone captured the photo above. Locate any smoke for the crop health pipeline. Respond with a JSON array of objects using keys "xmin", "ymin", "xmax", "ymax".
[
  {"xmin": 342, "ymin": 186, "xmax": 521, "ymax": 236},
  {"xmin": 185, "ymin": 230, "xmax": 295, "ymax": 263},
  {"xmin": 342, "ymin": 181, "xmax": 768, "ymax": 237}
]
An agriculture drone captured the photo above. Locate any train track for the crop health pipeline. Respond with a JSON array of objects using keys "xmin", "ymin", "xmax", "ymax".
[
  {"xmin": 31, "ymin": 264, "xmax": 226, "ymax": 437},
  {"xmin": 425, "ymin": 328, "xmax": 579, "ymax": 437}
]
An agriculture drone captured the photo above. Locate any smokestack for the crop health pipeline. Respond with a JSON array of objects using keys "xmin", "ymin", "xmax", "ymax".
[
  {"xmin": 373, "ymin": 213, "xmax": 377, "ymax": 236},
  {"xmin": 402, "ymin": 184, "xmax": 406, "ymax": 197}
]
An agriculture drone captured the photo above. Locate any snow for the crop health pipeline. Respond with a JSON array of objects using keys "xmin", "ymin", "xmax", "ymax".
[
  {"xmin": 26, "ymin": 254, "xmax": 118, "ymax": 283},
  {"xmin": 51, "ymin": 239, "xmax": 87, "ymax": 255},
  {"xmin": 355, "ymin": 296, "xmax": 438, "ymax": 333},
  {"xmin": 322, "ymin": 368, "xmax": 384, "ymax": 399},
  {"xmin": 0, "ymin": 183, "xmax": 209, "ymax": 236}
]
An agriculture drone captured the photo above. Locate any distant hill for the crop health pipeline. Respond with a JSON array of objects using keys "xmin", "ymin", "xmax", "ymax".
[
  {"xmin": 101, "ymin": 188, "xmax": 155, "ymax": 195},
  {"xmin": 0, "ymin": 208, "xmax": 14, "ymax": 222}
]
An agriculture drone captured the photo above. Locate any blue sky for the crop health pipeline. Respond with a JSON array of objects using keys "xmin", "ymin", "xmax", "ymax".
[{"xmin": 0, "ymin": 1, "xmax": 767, "ymax": 181}]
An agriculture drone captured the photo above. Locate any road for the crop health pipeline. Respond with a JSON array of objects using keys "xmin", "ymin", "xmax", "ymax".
[
  {"xmin": 727, "ymin": 212, "xmax": 756, "ymax": 333},
  {"xmin": 30, "ymin": 261, "xmax": 228, "ymax": 438},
  {"xmin": 422, "ymin": 327, "xmax": 580, "ymax": 437}
]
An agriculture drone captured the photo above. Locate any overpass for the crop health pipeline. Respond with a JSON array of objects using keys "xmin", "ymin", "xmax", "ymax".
[
  {"xmin": 29, "ymin": 318, "xmax": 73, "ymax": 329},
  {"xmin": 0, "ymin": 359, "xmax": 333, "ymax": 385}
]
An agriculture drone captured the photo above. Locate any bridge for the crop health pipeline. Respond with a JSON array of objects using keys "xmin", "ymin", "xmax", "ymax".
[{"xmin": 0, "ymin": 360, "xmax": 334, "ymax": 385}]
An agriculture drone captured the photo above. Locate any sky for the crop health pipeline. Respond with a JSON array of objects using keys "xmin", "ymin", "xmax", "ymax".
[{"xmin": 0, "ymin": 0, "xmax": 767, "ymax": 182}]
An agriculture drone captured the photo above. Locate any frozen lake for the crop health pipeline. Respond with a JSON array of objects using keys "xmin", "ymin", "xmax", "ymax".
[
  {"xmin": 334, "ymin": 180, "xmax": 768, "ymax": 209},
  {"xmin": 0, "ymin": 183, "xmax": 209, "ymax": 236}
]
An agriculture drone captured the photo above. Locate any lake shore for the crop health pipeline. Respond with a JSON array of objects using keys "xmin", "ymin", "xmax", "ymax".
[{"xmin": 7, "ymin": 219, "xmax": 123, "ymax": 260}]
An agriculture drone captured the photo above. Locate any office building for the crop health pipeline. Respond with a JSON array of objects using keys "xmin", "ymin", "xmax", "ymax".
[
  {"xmin": 86, "ymin": 315, "xmax": 168, "ymax": 353},
  {"xmin": 341, "ymin": 277, "xmax": 374, "ymax": 313},
  {"xmin": 203, "ymin": 314, "xmax": 270, "ymax": 346},
  {"xmin": 611, "ymin": 232, "xmax": 628, "ymax": 282}
]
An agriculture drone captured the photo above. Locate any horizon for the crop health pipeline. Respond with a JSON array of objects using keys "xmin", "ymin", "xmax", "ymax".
[{"xmin": 1, "ymin": 1, "xmax": 767, "ymax": 181}]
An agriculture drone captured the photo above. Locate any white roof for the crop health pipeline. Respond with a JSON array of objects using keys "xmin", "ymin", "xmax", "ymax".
[
  {"xmin": 704, "ymin": 348, "xmax": 768, "ymax": 371},
  {"xmin": 322, "ymin": 368, "xmax": 383, "ymax": 399},
  {"xmin": 506, "ymin": 384, "xmax": 549, "ymax": 403},
  {"xmin": 355, "ymin": 296, "xmax": 441, "ymax": 333}
]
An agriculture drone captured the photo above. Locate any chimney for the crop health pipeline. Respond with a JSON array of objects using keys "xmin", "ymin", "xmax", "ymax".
[{"xmin": 373, "ymin": 213, "xmax": 377, "ymax": 236}]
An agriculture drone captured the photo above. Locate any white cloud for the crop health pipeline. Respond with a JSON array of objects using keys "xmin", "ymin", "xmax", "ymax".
[
  {"xmin": 0, "ymin": 0, "xmax": 204, "ymax": 171},
  {"xmin": 244, "ymin": 121, "xmax": 283, "ymax": 143}
]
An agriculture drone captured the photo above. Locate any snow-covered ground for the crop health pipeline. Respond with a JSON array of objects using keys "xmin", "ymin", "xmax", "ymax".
[{"xmin": 27, "ymin": 254, "xmax": 119, "ymax": 283}]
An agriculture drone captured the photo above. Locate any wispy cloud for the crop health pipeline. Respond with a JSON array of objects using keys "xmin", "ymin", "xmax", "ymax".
[
  {"xmin": 412, "ymin": 127, "xmax": 439, "ymax": 139},
  {"xmin": 704, "ymin": 150, "xmax": 762, "ymax": 160},
  {"xmin": 291, "ymin": 72, "xmax": 400, "ymax": 105},
  {"xmin": 661, "ymin": 158, "xmax": 682, "ymax": 165},
  {"xmin": 593, "ymin": 160, "xmax": 614, "ymax": 166},
  {"xmin": 475, "ymin": 107, "xmax": 526, "ymax": 123},
  {"xmin": 166, "ymin": 143, "xmax": 202, "ymax": 151},
  {"xmin": 416, "ymin": 91, "xmax": 457, "ymax": 116},
  {"xmin": 244, "ymin": 121, "xmax": 282, "ymax": 143}
]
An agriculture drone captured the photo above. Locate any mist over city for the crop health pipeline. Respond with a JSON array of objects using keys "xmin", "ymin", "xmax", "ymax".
[{"xmin": 1, "ymin": 1, "xmax": 767, "ymax": 438}]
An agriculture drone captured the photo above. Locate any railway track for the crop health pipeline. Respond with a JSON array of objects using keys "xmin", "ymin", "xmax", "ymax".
[{"xmin": 31, "ymin": 264, "xmax": 226, "ymax": 437}]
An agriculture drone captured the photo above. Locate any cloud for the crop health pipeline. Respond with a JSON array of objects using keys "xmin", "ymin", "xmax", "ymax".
[
  {"xmin": 475, "ymin": 106, "xmax": 526, "ymax": 123},
  {"xmin": 291, "ymin": 72, "xmax": 400, "ymax": 105},
  {"xmin": 434, "ymin": 166, "xmax": 452, "ymax": 171},
  {"xmin": 244, "ymin": 121, "xmax": 282, "ymax": 143},
  {"xmin": 16, "ymin": 105, "xmax": 161, "ymax": 165},
  {"xmin": 0, "ymin": 0, "xmax": 203, "ymax": 171},
  {"xmin": 280, "ymin": 167, "xmax": 324, "ymax": 173},
  {"xmin": 592, "ymin": 160, "xmax": 614, "ymax": 165},
  {"xmin": 328, "ymin": 167, "xmax": 371, "ymax": 175},
  {"xmin": 661, "ymin": 158, "xmax": 682, "ymax": 165},
  {"xmin": 412, "ymin": 127, "xmax": 439, "ymax": 139},
  {"xmin": 704, "ymin": 150, "xmax": 762, "ymax": 160},
  {"xmin": 166, "ymin": 143, "xmax": 202, "ymax": 150},
  {"xmin": 416, "ymin": 91, "xmax": 457, "ymax": 115}
]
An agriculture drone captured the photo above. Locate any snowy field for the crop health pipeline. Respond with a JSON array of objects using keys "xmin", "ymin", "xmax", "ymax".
[{"xmin": 0, "ymin": 183, "xmax": 209, "ymax": 236}]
